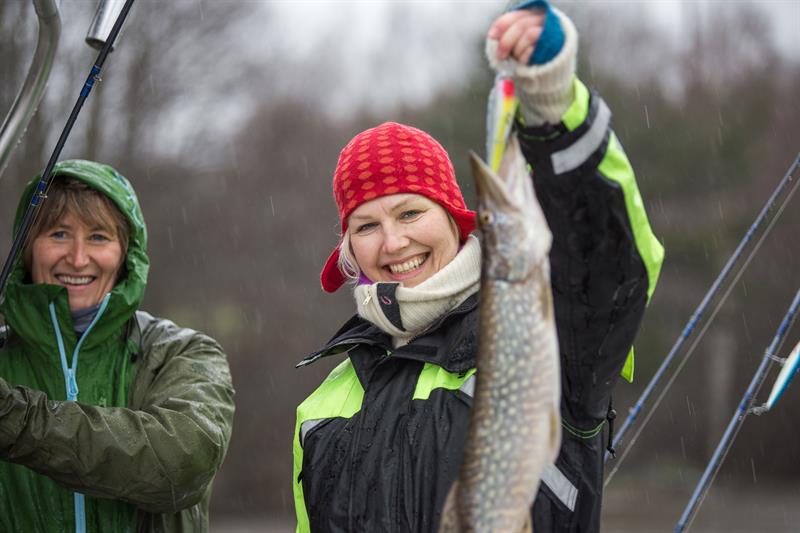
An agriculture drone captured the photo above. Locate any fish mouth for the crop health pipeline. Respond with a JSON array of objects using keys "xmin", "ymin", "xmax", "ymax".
[{"xmin": 469, "ymin": 136, "xmax": 529, "ymax": 216}]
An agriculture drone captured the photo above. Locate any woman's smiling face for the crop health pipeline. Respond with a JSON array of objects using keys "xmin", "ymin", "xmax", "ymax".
[
  {"xmin": 347, "ymin": 193, "xmax": 459, "ymax": 288},
  {"xmin": 30, "ymin": 211, "xmax": 124, "ymax": 311}
]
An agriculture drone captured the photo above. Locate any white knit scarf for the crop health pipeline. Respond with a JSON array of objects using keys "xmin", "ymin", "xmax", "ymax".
[{"xmin": 354, "ymin": 235, "xmax": 481, "ymax": 346}]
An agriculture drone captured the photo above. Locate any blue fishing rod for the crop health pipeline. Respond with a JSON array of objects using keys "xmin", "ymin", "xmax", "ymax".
[
  {"xmin": 0, "ymin": 0, "xmax": 135, "ymax": 305},
  {"xmin": 605, "ymin": 154, "xmax": 800, "ymax": 471},
  {"xmin": 675, "ymin": 288, "xmax": 800, "ymax": 533}
]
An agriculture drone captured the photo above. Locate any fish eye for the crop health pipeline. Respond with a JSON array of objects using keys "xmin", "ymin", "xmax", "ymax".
[{"xmin": 479, "ymin": 211, "xmax": 494, "ymax": 225}]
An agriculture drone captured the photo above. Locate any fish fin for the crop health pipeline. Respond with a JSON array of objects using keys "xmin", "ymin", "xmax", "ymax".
[
  {"xmin": 521, "ymin": 516, "xmax": 534, "ymax": 533},
  {"xmin": 549, "ymin": 408, "xmax": 562, "ymax": 464},
  {"xmin": 437, "ymin": 482, "xmax": 460, "ymax": 532},
  {"xmin": 538, "ymin": 269, "xmax": 554, "ymax": 322}
]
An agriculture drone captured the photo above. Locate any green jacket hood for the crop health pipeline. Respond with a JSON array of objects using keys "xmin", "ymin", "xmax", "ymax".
[{"xmin": 1, "ymin": 160, "xmax": 149, "ymax": 349}]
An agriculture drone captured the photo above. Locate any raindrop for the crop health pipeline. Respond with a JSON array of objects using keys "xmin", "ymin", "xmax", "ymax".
[{"xmin": 742, "ymin": 313, "xmax": 752, "ymax": 342}]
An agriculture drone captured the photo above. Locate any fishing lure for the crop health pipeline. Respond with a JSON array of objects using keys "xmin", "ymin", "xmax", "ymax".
[{"xmin": 485, "ymin": 74, "xmax": 518, "ymax": 173}]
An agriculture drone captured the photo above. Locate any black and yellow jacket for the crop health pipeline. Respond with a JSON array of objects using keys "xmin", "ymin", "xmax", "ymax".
[{"xmin": 293, "ymin": 81, "xmax": 664, "ymax": 532}]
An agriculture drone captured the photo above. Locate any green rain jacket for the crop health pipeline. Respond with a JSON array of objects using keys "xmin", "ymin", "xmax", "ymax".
[{"xmin": 0, "ymin": 160, "xmax": 235, "ymax": 532}]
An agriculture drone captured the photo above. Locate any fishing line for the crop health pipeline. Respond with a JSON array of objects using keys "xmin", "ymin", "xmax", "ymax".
[
  {"xmin": 605, "ymin": 166, "xmax": 800, "ymax": 487},
  {"xmin": 676, "ymin": 288, "xmax": 800, "ymax": 532},
  {"xmin": 609, "ymin": 155, "xmax": 800, "ymax": 464}
]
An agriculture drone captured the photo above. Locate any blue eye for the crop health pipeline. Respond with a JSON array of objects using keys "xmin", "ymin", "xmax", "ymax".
[
  {"xmin": 89, "ymin": 233, "xmax": 111, "ymax": 242},
  {"xmin": 49, "ymin": 230, "xmax": 67, "ymax": 239},
  {"xmin": 400, "ymin": 210, "xmax": 423, "ymax": 220}
]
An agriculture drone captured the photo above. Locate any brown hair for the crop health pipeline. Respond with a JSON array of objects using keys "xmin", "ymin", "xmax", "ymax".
[{"xmin": 23, "ymin": 177, "xmax": 131, "ymax": 274}]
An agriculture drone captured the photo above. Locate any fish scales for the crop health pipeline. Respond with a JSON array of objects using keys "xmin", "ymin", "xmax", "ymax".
[{"xmin": 439, "ymin": 136, "xmax": 561, "ymax": 533}]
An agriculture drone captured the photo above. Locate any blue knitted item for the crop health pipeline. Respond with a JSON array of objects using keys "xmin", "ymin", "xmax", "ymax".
[{"xmin": 513, "ymin": 0, "xmax": 564, "ymax": 65}]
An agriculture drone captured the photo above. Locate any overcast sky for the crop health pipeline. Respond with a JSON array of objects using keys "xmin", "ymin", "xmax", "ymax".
[{"xmin": 13, "ymin": 0, "xmax": 797, "ymax": 162}]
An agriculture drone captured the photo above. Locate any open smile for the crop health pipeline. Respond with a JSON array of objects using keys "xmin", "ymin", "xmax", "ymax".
[
  {"xmin": 55, "ymin": 274, "xmax": 97, "ymax": 287},
  {"xmin": 385, "ymin": 253, "xmax": 429, "ymax": 276}
]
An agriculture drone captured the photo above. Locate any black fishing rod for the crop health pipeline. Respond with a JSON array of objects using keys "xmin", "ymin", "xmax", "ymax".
[
  {"xmin": 0, "ymin": 0, "xmax": 136, "ymax": 305},
  {"xmin": 675, "ymin": 288, "xmax": 800, "ymax": 533},
  {"xmin": 604, "ymin": 154, "xmax": 800, "ymax": 471}
]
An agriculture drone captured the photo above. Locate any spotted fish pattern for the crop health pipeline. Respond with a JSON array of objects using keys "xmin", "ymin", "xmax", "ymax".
[{"xmin": 439, "ymin": 135, "xmax": 561, "ymax": 532}]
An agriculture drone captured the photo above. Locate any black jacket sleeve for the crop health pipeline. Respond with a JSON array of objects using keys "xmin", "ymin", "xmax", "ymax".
[{"xmin": 517, "ymin": 88, "xmax": 660, "ymax": 426}]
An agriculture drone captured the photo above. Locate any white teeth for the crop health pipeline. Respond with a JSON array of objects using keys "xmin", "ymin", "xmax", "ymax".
[
  {"xmin": 389, "ymin": 255, "xmax": 426, "ymax": 274},
  {"xmin": 56, "ymin": 275, "xmax": 94, "ymax": 285}
]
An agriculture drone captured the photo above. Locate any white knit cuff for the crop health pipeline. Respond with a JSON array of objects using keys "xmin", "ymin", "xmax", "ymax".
[{"xmin": 486, "ymin": 8, "xmax": 578, "ymax": 126}]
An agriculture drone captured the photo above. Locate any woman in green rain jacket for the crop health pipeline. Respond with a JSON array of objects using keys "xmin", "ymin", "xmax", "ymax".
[{"xmin": 0, "ymin": 160, "xmax": 235, "ymax": 532}]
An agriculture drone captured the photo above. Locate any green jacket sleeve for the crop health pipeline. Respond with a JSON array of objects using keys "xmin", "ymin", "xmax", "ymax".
[{"xmin": 0, "ymin": 315, "xmax": 235, "ymax": 513}]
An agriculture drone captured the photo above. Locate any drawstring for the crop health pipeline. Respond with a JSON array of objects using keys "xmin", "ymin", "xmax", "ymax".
[{"xmin": 606, "ymin": 396, "xmax": 617, "ymax": 458}]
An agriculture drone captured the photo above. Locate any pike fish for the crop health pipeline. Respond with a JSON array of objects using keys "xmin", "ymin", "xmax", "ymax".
[{"xmin": 438, "ymin": 135, "xmax": 561, "ymax": 532}]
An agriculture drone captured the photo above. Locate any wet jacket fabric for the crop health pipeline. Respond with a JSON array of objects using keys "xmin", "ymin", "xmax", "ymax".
[
  {"xmin": 0, "ymin": 160, "xmax": 235, "ymax": 532},
  {"xmin": 293, "ymin": 82, "xmax": 663, "ymax": 533}
]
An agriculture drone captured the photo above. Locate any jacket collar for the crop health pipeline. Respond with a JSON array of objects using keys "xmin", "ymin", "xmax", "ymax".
[{"xmin": 297, "ymin": 293, "xmax": 479, "ymax": 374}]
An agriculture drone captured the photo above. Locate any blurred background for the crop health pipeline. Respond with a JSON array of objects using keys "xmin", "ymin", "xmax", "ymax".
[{"xmin": 1, "ymin": 1, "xmax": 799, "ymax": 531}]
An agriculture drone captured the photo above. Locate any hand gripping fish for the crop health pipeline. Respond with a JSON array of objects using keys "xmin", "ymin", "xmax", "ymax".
[{"xmin": 438, "ymin": 135, "xmax": 562, "ymax": 533}]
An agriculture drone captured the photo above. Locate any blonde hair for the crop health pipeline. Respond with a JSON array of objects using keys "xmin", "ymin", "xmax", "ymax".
[{"xmin": 337, "ymin": 231, "xmax": 361, "ymax": 285}]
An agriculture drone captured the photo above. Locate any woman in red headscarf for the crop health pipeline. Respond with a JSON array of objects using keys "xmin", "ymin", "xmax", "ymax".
[{"xmin": 293, "ymin": 2, "xmax": 663, "ymax": 532}]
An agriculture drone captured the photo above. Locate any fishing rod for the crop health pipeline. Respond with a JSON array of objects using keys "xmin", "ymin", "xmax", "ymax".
[
  {"xmin": 0, "ymin": 0, "xmax": 61, "ymax": 179},
  {"xmin": 0, "ymin": 0, "xmax": 135, "ymax": 306},
  {"xmin": 675, "ymin": 288, "xmax": 800, "ymax": 533},
  {"xmin": 605, "ymin": 154, "xmax": 800, "ymax": 468}
]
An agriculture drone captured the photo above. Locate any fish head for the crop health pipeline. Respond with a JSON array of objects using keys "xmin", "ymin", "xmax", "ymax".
[{"xmin": 469, "ymin": 136, "xmax": 552, "ymax": 282}]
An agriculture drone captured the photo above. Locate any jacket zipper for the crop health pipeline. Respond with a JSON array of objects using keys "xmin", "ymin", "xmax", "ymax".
[{"xmin": 48, "ymin": 293, "xmax": 111, "ymax": 533}]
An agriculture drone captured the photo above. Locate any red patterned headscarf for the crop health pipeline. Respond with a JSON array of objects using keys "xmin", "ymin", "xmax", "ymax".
[{"xmin": 320, "ymin": 122, "xmax": 476, "ymax": 293}]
